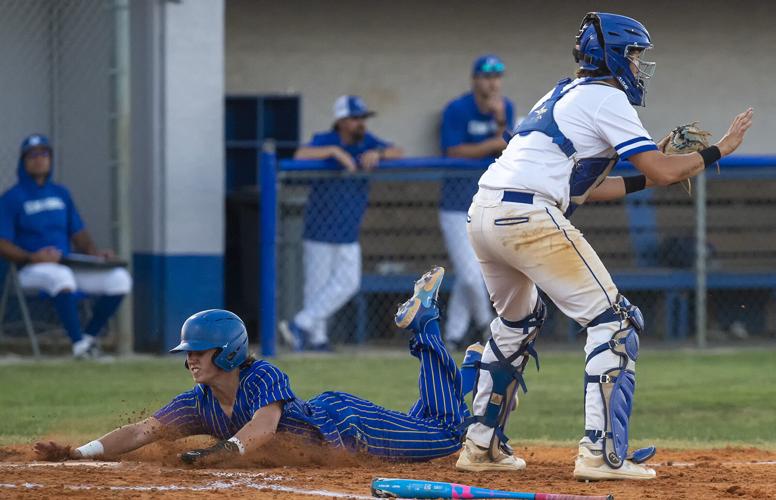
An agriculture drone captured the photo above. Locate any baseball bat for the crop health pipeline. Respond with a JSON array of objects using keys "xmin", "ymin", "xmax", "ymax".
[{"xmin": 371, "ymin": 478, "xmax": 613, "ymax": 500}]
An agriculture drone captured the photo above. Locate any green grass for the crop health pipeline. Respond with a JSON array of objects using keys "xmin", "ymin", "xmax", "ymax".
[{"xmin": 1, "ymin": 349, "xmax": 775, "ymax": 449}]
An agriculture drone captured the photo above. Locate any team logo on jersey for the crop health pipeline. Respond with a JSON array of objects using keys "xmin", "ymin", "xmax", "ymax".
[
  {"xmin": 467, "ymin": 120, "xmax": 497, "ymax": 136},
  {"xmin": 24, "ymin": 197, "xmax": 65, "ymax": 215}
]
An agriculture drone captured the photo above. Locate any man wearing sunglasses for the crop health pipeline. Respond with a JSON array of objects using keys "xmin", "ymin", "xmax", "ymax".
[
  {"xmin": 0, "ymin": 134, "xmax": 132, "ymax": 358},
  {"xmin": 457, "ymin": 13, "xmax": 752, "ymax": 480},
  {"xmin": 438, "ymin": 55, "xmax": 514, "ymax": 352}
]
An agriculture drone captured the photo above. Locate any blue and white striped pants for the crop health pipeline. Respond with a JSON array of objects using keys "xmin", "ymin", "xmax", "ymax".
[{"xmin": 279, "ymin": 317, "xmax": 469, "ymax": 461}]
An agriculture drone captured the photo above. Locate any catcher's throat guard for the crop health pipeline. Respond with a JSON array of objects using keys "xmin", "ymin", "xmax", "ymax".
[
  {"xmin": 463, "ymin": 299, "xmax": 546, "ymax": 460},
  {"xmin": 584, "ymin": 295, "xmax": 655, "ymax": 467}
]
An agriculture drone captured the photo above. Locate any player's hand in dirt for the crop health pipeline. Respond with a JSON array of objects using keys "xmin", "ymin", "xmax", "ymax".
[{"xmin": 34, "ymin": 441, "xmax": 80, "ymax": 461}]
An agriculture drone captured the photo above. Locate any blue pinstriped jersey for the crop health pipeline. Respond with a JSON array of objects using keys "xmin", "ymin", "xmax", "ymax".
[{"xmin": 153, "ymin": 360, "xmax": 296, "ymax": 440}]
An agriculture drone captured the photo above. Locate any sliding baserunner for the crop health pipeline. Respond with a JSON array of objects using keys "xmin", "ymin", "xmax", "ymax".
[{"xmin": 35, "ymin": 267, "xmax": 483, "ymax": 465}]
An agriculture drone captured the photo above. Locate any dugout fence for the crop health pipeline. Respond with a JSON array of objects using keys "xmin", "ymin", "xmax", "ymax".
[{"xmin": 257, "ymin": 148, "xmax": 776, "ymax": 356}]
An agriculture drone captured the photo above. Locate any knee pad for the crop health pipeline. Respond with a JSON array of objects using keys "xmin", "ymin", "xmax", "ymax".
[
  {"xmin": 463, "ymin": 298, "xmax": 546, "ymax": 459},
  {"xmin": 584, "ymin": 294, "xmax": 653, "ymax": 468}
]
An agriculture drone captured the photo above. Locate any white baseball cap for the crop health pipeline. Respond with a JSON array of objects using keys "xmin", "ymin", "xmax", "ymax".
[{"xmin": 332, "ymin": 95, "xmax": 376, "ymax": 121}]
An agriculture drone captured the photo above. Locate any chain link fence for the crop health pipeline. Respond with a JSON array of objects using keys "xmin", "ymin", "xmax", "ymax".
[
  {"xmin": 0, "ymin": 0, "xmax": 119, "ymax": 352},
  {"xmin": 267, "ymin": 158, "xmax": 776, "ymax": 353}
]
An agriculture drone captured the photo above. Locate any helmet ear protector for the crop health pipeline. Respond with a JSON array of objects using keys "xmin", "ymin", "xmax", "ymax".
[{"xmin": 572, "ymin": 13, "xmax": 607, "ymax": 70}]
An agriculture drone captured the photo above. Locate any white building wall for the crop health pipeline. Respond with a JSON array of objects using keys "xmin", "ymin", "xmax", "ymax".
[{"xmin": 226, "ymin": 0, "xmax": 775, "ymax": 155}]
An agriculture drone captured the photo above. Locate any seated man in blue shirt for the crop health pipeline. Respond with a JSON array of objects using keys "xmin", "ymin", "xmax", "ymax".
[
  {"xmin": 439, "ymin": 55, "xmax": 515, "ymax": 350},
  {"xmin": 279, "ymin": 96, "xmax": 403, "ymax": 351},
  {"xmin": 0, "ymin": 134, "xmax": 132, "ymax": 358}
]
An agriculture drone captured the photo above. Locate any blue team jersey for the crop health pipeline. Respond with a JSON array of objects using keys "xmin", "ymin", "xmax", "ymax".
[
  {"xmin": 302, "ymin": 130, "xmax": 390, "ymax": 243},
  {"xmin": 0, "ymin": 150, "xmax": 84, "ymax": 254},
  {"xmin": 440, "ymin": 92, "xmax": 515, "ymax": 211},
  {"xmin": 153, "ymin": 360, "xmax": 296, "ymax": 439}
]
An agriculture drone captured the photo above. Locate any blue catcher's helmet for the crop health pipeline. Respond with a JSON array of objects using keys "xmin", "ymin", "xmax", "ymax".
[
  {"xmin": 170, "ymin": 309, "xmax": 249, "ymax": 371},
  {"xmin": 573, "ymin": 12, "xmax": 655, "ymax": 106}
]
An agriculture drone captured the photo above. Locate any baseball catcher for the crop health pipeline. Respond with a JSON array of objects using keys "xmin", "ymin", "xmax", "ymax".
[
  {"xmin": 458, "ymin": 10, "xmax": 753, "ymax": 481},
  {"xmin": 35, "ymin": 267, "xmax": 483, "ymax": 465}
]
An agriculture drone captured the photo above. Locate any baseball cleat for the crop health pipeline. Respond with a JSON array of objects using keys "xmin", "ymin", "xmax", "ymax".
[
  {"xmin": 394, "ymin": 266, "xmax": 444, "ymax": 331},
  {"xmin": 278, "ymin": 320, "xmax": 308, "ymax": 352},
  {"xmin": 455, "ymin": 437, "xmax": 526, "ymax": 472},
  {"xmin": 573, "ymin": 443, "xmax": 656, "ymax": 481}
]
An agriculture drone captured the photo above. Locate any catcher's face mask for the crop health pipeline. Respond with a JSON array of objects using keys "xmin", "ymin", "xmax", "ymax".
[{"xmin": 625, "ymin": 46, "xmax": 656, "ymax": 104}]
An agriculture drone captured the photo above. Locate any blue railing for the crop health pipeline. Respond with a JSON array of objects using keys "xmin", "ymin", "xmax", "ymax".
[{"xmin": 258, "ymin": 149, "xmax": 776, "ymax": 355}]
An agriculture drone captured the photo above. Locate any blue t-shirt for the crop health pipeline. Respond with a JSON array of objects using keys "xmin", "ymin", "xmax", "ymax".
[
  {"xmin": 439, "ymin": 92, "xmax": 515, "ymax": 211},
  {"xmin": 0, "ymin": 153, "xmax": 85, "ymax": 254},
  {"xmin": 302, "ymin": 130, "xmax": 390, "ymax": 244},
  {"xmin": 153, "ymin": 360, "xmax": 297, "ymax": 439}
]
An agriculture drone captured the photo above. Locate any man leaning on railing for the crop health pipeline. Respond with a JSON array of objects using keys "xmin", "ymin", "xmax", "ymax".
[{"xmin": 278, "ymin": 95, "xmax": 403, "ymax": 352}]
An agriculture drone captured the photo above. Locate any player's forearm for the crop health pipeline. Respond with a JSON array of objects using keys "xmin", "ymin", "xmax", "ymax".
[
  {"xmin": 629, "ymin": 150, "xmax": 705, "ymax": 186},
  {"xmin": 71, "ymin": 230, "xmax": 98, "ymax": 255},
  {"xmin": 232, "ymin": 402, "xmax": 282, "ymax": 453},
  {"xmin": 381, "ymin": 146, "xmax": 404, "ymax": 159},
  {"xmin": 77, "ymin": 417, "xmax": 162, "ymax": 459},
  {"xmin": 0, "ymin": 239, "xmax": 31, "ymax": 264},
  {"xmin": 446, "ymin": 138, "xmax": 505, "ymax": 159},
  {"xmin": 294, "ymin": 146, "xmax": 338, "ymax": 160}
]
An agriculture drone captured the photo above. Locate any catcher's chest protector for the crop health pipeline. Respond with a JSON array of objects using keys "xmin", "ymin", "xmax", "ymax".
[{"xmin": 509, "ymin": 77, "xmax": 619, "ymax": 217}]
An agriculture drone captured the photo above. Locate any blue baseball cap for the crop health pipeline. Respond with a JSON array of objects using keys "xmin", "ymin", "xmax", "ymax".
[
  {"xmin": 472, "ymin": 54, "xmax": 506, "ymax": 76},
  {"xmin": 332, "ymin": 95, "xmax": 376, "ymax": 121},
  {"xmin": 20, "ymin": 133, "xmax": 52, "ymax": 156}
]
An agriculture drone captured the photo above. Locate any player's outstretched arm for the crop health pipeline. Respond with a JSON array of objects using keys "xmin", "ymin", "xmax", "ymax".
[
  {"xmin": 34, "ymin": 416, "xmax": 164, "ymax": 461},
  {"xmin": 629, "ymin": 108, "xmax": 754, "ymax": 185},
  {"xmin": 180, "ymin": 402, "xmax": 282, "ymax": 465}
]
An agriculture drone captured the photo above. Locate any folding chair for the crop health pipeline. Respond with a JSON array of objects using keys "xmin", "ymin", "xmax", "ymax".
[{"xmin": 0, "ymin": 262, "xmax": 41, "ymax": 358}]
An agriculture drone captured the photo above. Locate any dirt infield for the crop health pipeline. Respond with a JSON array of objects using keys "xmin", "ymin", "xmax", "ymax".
[{"xmin": 1, "ymin": 438, "xmax": 775, "ymax": 499}]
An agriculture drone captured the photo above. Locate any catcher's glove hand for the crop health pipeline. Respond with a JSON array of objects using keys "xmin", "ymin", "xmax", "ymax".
[
  {"xmin": 662, "ymin": 122, "xmax": 715, "ymax": 195},
  {"xmin": 663, "ymin": 122, "xmax": 712, "ymax": 155},
  {"xmin": 180, "ymin": 440, "xmax": 240, "ymax": 465}
]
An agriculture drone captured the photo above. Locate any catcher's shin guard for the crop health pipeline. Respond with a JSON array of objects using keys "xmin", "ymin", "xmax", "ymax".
[
  {"xmin": 464, "ymin": 298, "xmax": 546, "ymax": 460},
  {"xmin": 584, "ymin": 295, "xmax": 655, "ymax": 468}
]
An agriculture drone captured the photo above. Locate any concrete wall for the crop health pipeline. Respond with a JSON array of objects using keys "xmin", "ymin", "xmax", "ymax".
[
  {"xmin": 226, "ymin": 0, "xmax": 775, "ymax": 155},
  {"xmin": 131, "ymin": 0, "xmax": 225, "ymax": 352}
]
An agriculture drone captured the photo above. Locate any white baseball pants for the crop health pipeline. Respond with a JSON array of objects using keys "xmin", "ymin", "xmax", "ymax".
[
  {"xmin": 465, "ymin": 188, "xmax": 628, "ymax": 448},
  {"xmin": 294, "ymin": 240, "xmax": 361, "ymax": 345},
  {"xmin": 18, "ymin": 263, "xmax": 133, "ymax": 296},
  {"xmin": 439, "ymin": 210, "xmax": 494, "ymax": 344}
]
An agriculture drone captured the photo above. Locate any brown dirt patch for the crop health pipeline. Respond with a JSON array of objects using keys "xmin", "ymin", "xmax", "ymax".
[{"xmin": 1, "ymin": 441, "xmax": 775, "ymax": 499}]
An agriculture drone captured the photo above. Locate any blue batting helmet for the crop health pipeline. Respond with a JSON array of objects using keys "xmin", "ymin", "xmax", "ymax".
[
  {"xmin": 573, "ymin": 12, "xmax": 655, "ymax": 106},
  {"xmin": 170, "ymin": 309, "xmax": 249, "ymax": 371}
]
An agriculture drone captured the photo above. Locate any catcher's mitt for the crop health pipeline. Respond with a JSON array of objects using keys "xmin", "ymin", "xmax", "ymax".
[
  {"xmin": 663, "ymin": 122, "xmax": 712, "ymax": 155},
  {"xmin": 662, "ymin": 122, "xmax": 714, "ymax": 195}
]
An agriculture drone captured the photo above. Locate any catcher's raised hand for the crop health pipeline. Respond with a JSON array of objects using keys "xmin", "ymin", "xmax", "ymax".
[
  {"xmin": 34, "ymin": 441, "xmax": 80, "ymax": 461},
  {"xmin": 716, "ymin": 108, "xmax": 754, "ymax": 156}
]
